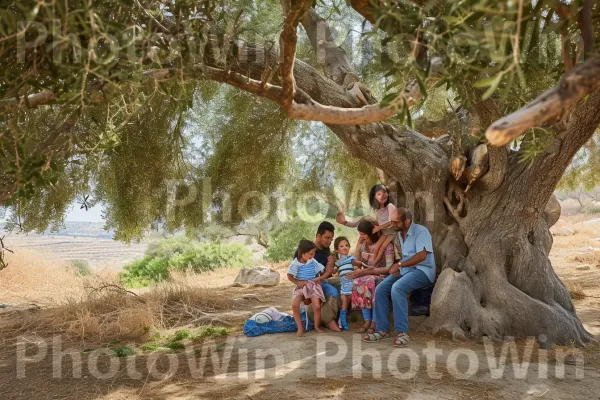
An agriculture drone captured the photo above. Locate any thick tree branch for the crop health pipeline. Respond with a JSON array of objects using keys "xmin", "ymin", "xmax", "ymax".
[
  {"xmin": 553, "ymin": 4, "xmax": 575, "ymax": 72},
  {"xmin": 287, "ymin": 94, "xmax": 399, "ymax": 124},
  {"xmin": 577, "ymin": 0, "xmax": 596, "ymax": 58},
  {"xmin": 0, "ymin": 90, "xmax": 56, "ymax": 111},
  {"xmin": 486, "ymin": 55, "xmax": 600, "ymax": 146},
  {"xmin": 279, "ymin": 0, "xmax": 311, "ymax": 109},
  {"xmin": 471, "ymin": 97, "xmax": 508, "ymax": 193},
  {"xmin": 349, "ymin": 0, "xmax": 376, "ymax": 24},
  {"xmin": 300, "ymin": 9, "xmax": 354, "ymax": 86}
]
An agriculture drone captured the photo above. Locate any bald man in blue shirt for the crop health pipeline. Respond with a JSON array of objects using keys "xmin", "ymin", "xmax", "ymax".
[{"xmin": 364, "ymin": 207, "xmax": 437, "ymax": 346}]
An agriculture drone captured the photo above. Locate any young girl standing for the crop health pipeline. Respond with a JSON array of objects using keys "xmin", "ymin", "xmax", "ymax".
[
  {"xmin": 333, "ymin": 236, "xmax": 360, "ymax": 331},
  {"xmin": 287, "ymin": 240, "xmax": 326, "ymax": 336}
]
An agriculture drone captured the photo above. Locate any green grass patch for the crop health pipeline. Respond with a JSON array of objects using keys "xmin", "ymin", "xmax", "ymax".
[
  {"xmin": 113, "ymin": 346, "xmax": 136, "ymax": 357},
  {"xmin": 166, "ymin": 342, "xmax": 186, "ymax": 350},
  {"xmin": 191, "ymin": 326, "xmax": 230, "ymax": 341},
  {"xmin": 172, "ymin": 329, "xmax": 192, "ymax": 341},
  {"xmin": 68, "ymin": 259, "xmax": 93, "ymax": 276},
  {"xmin": 140, "ymin": 344, "xmax": 159, "ymax": 351},
  {"xmin": 584, "ymin": 206, "xmax": 600, "ymax": 215}
]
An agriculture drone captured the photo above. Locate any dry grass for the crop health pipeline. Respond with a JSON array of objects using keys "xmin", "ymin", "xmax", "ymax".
[
  {"xmin": 0, "ymin": 249, "xmax": 111, "ymax": 305},
  {"xmin": 565, "ymin": 281, "xmax": 587, "ymax": 300},
  {"xmin": 571, "ymin": 251, "xmax": 600, "ymax": 267},
  {"xmin": 0, "ymin": 248, "xmax": 239, "ymax": 343},
  {"xmin": 1, "ymin": 281, "xmax": 234, "ymax": 343},
  {"xmin": 552, "ymin": 215, "xmax": 600, "ymax": 242}
]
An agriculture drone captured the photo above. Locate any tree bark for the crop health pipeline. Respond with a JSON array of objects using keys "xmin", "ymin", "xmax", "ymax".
[
  {"xmin": 287, "ymin": 12, "xmax": 597, "ymax": 347},
  {"xmin": 197, "ymin": 11, "xmax": 599, "ymax": 345}
]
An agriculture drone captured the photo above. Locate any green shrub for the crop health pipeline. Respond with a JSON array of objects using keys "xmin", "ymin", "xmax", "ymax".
[
  {"xmin": 113, "ymin": 346, "xmax": 136, "ymax": 357},
  {"xmin": 264, "ymin": 218, "xmax": 360, "ymax": 262},
  {"xmin": 166, "ymin": 342, "xmax": 186, "ymax": 350},
  {"xmin": 264, "ymin": 219, "xmax": 314, "ymax": 262},
  {"xmin": 191, "ymin": 326, "xmax": 230, "ymax": 341},
  {"xmin": 68, "ymin": 259, "xmax": 93, "ymax": 276},
  {"xmin": 140, "ymin": 344, "xmax": 159, "ymax": 351},
  {"xmin": 119, "ymin": 237, "xmax": 251, "ymax": 287},
  {"xmin": 172, "ymin": 329, "xmax": 191, "ymax": 341},
  {"xmin": 584, "ymin": 205, "xmax": 600, "ymax": 215}
]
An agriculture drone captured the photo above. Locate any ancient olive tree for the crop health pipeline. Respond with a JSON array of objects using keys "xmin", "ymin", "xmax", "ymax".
[{"xmin": 1, "ymin": 0, "xmax": 599, "ymax": 346}]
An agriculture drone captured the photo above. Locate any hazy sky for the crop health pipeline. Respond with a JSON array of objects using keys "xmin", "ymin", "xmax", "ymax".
[
  {"xmin": 64, "ymin": 202, "xmax": 105, "ymax": 222},
  {"xmin": 1, "ymin": 201, "xmax": 105, "ymax": 223}
]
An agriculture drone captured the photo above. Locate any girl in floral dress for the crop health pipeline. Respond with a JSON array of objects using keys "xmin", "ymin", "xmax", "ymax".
[{"xmin": 348, "ymin": 219, "xmax": 394, "ymax": 334}]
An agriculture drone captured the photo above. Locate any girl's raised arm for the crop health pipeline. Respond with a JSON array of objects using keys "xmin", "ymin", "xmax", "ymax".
[{"xmin": 354, "ymin": 238, "xmax": 364, "ymax": 260}]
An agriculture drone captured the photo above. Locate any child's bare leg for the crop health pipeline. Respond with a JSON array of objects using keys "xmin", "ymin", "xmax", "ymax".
[
  {"xmin": 311, "ymin": 297, "xmax": 325, "ymax": 333},
  {"xmin": 341, "ymin": 295, "xmax": 350, "ymax": 310},
  {"xmin": 292, "ymin": 296, "xmax": 305, "ymax": 337},
  {"xmin": 338, "ymin": 295, "xmax": 350, "ymax": 330},
  {"xmin": 371, "ymin": 234, "xmax": 395, "ymax": 266}
]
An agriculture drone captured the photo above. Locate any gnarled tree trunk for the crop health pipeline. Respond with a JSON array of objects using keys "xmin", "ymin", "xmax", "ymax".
[{"xmin": 268, "ymin": 8, "xmax": 598, "ymax": 347}]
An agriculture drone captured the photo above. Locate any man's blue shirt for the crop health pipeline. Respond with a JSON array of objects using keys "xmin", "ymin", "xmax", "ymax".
[{"xmin": 396, "ymin": 222, "xmax": 436, "ymax": 283}]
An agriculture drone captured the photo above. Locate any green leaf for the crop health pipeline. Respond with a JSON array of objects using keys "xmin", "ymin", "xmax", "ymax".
[
  {"xmin": 442, "ymin": 16, "xmax": 462, "ymax": 25},
  {"xmin": 415, "ymin": 74, "xmax": 428, "ymax": 98},
  {"xmin": 381, "ymin": 92, "xmax": 399, "ymax": 106},
  {"xmin": 433, "ymin": 78, "xmax": 448, "ymax": 89},
  {"xmin": 473, "ymin": 73, "xmax": 503, "ymax": 100},
  {"xmin": 383, "ymin": 67, "xmax": 399, "ymax": 78},
  {"xmin": 385, "ymin": 78, "xmax": 403, "ymax": 91},
  {"xmin": 404, "ymin": 98, "xmax": 413, "ymax": 128}
]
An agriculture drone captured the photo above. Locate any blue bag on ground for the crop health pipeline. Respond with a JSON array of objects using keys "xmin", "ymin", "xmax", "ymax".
[{"xmin": 244, "ymin": 309, "xmax": 313, "ymax": 337}]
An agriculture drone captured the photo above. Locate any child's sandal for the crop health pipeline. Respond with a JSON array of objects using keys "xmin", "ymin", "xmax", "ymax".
[
  {"xmin": 363, "ymin": 332, "xmax": 390, "ymax": 343},
  {"xmin": 393, "ymin": 333, "xmax": 410, "ymax": 347}
]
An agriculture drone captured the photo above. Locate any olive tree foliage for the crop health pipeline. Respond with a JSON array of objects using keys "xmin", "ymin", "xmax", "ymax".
[
  {"xmin": 0, "ymin": 0, "xmax": 375, "ymax": 241},
  {"xmin": 1, "ymin": 0, "xmax": 600, "ymax": 345}
]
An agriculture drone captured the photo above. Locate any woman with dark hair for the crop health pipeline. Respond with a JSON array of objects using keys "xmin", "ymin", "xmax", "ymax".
[
  {"xmin": 347, "ymin": 218, "xmax": 394, "ymax": 334},
  {"xmin": 337, "ymin": 184, "xmax": 396, "ymax": 268}
]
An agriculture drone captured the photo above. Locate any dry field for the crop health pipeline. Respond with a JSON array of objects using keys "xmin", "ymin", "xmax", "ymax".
[
  {"xmin": 0, "ymin": 232, "xmax": 148, "ymax": 270},
  {"xmin": 0, "ymin": 214, "xmax": 598, "ymax": 399}
]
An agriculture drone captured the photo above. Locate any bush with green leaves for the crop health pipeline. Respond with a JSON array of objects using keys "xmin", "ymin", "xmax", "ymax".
[
  {"xmin": 584, "ymin": 206, "xmax": 600, "ymax": 215},
  {"xmin": 264, "ymin": 219, "xmax": 314, "ymax": 262},
  {"xmin": 264, "ymin": 218, "xmax": 359, "ymax": 262},
  {"xmin": 119, "ymin": 237, "xmax": 251, "ymax": 287},
  {"xmin": 67, "ymin": 259, "xmax": 93, "ymax": 276}
]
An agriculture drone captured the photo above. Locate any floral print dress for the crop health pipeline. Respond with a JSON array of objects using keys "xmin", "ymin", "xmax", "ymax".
[{"xmin": 351, "ymin": 241, "xmax": 394, "ymax": 310}]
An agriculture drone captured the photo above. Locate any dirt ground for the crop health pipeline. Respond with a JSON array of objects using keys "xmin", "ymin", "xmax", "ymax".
[{"xmin": 0, "ymin": 215, "xmax": 598, "ymax": 399}]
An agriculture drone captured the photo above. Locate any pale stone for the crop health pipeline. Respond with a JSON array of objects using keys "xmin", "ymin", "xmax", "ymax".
[{"xmin": 232, "ymin": 266, "xmax": 280, "ymax": 287}]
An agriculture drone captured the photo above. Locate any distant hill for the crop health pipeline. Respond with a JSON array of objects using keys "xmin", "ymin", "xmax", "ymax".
[
  {"xmin": 0, "ymin": 221, "xmax": 149, "ymax": 269},
  {"xmin": 0, "ymin": 221, "xmax": 114, "ymax": 239}
]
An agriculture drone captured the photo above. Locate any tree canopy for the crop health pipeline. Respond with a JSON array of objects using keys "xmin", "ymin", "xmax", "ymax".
[{"xmin": 0, "ymin": 0, "xmax": 598, "ymax": 239}]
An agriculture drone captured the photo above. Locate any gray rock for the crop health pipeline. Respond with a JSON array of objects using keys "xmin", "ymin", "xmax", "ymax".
[
  {"xmin": 553, "ymin": 227, "xmax": 575, "ymax": 236},
  {"xmin": 232, "ymin": 266, "xmax": 280, "ymax": 287}
]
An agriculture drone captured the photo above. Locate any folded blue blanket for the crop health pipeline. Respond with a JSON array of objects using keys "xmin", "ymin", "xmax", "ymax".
[{"xmin": 243, "ymin": 310, "xmax": 314, "ymax": 337}]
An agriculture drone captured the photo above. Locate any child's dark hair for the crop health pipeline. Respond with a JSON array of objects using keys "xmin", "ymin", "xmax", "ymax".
[
  {"xmin": 296, "ymin": 239, "xmax": 317, "ymax": 259},
  {"xmin": 357, "ymin": 219, "xmax": 379, "ymax": 244},
  {"xmin": 334, "ymin": 236, "xmax": 350, "ymax": 251},
  {"xmin": 369, "ymin": 184, "xmax": 391, "ymax": 210}
]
